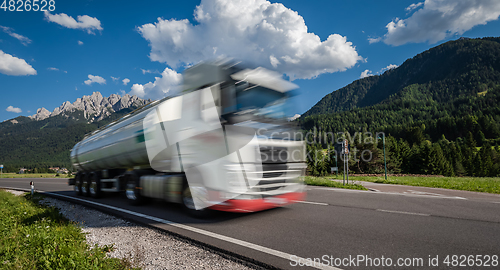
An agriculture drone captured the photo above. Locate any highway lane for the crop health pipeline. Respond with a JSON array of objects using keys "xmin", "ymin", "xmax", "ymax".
[{"xmin": 1, "ymin": 178, "xmax": 500, "ymax": 269}]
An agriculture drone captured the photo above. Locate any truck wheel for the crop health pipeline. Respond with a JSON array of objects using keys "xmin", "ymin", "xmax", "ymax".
[
  {"xmin": 89, "ymin": 173, "xmax": 102, "ymax": 198},
  {"xmin": 82, "ymin": 173, "xmax": 90, "ymax": 196},
  {"xmin": 125, "ymin": 173, "xmax": 143, "ymax": 205},
  {"xmin": 74, "ymin": 173, "xmax": 83, "ymax": 196},
  {"xmin": 181, "ymin": 181, "xmax": 210, "ymax": 218}
]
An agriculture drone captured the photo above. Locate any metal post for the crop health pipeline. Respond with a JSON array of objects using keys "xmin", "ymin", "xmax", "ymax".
[
  {"xmin": 383, "ymin": 134, "xmax": 387, "ymax": 180},
  {"xmin": 346, "ymin": 152, "xmax": 349, "ymax": 185},
  {"xmin": 343, "ymin": 154, "xmax": 345, "ymax": 185}
]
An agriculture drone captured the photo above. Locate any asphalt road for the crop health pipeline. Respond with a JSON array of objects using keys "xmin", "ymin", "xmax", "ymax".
[{"xmin": 1, "ymin": 178, "xmax": 500, "ymax": 270}]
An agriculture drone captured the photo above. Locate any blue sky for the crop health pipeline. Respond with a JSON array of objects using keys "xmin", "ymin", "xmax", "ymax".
[{"xmin": 2, "ymin": 0, "xmax": 500, "ymax": 122}]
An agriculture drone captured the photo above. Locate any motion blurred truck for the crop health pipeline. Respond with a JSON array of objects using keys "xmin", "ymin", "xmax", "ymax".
[{"xmin": 69, "ymin": 60, "xmax": 306, "ymax": 215}]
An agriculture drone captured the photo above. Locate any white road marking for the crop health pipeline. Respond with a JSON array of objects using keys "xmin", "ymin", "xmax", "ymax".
[
  {"xmin": 315, "ymin": 187, "xmax": 371, "ymax": 193},
  {"xmin": 316, "ymin": 187, "xmax": 468, "ymax": 200},
  {"xmin": 294, "ymin": 200, "xmax": 328, "ymax": 206},
  {"xmin": 0, "ymin": 186, "xmax": 341, "ymax": 270},
  {"xmin": 376, "ymin": 209, "xmax": 430, "ymax": 216}
]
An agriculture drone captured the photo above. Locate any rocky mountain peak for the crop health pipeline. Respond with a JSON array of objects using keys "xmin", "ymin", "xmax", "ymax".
[
  {"xmin": 29, "ymin": 92, "xmax": 151, "ymax": 122},
  {"xmin": 31, "ymin": 108, "xmax": 51, "ymax": 121}
]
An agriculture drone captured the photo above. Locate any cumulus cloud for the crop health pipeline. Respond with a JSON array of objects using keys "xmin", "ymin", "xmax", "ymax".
[
  {"xmin": 382, "ymin": 0, "xmax": 500, "ymax": 46},
  {"xmin": 78, "ymin": 40, "xmax": 84, "ymax": 45},
  {"xmin": 84, "ymin": 74, "xmax": 106, "ymax": 85},
  {"xmin": 122, "ymin": 78, "xmax": 130, "ymax": 85},
  {"xmin": 6, "ymin": 106, "xmax": 22, "ymax": 113},
  {"xmin": 47, "ymin": 67, "xmax": 59, "ymax": 71},
  {"xmin": 137, "ymin": 0, "xmax": 362, "ymax": 80},
  {"xmin": 379, "ymin": 64, "xmax": 398, "ymax": 73},
  {"xmin": 360, "ymin": 69, "xmax": 373, "ymax": 79},
  {"xmin": 129, "ymin": 67, "xmax": 182, "ymax": 99},
  {"xmin": 44, "ymin": 11, "xmax": 103, "ymax": 34},
  {"xmin": 0, "ymin": 25, "xmax": 32, "ymax": 46},
  {"xmin": 0, "ymin": 50, "xmax": 37, "ymax": 76},
  {"xmin": 111, "ymin": 76, "xmax": 119, "ymax": 81}
]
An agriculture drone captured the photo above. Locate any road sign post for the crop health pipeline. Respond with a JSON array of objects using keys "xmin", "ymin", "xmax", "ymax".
[
  {"xmin": 343, "ymin": 152, "xmax": 346, "ymax": 185},
  {"xmin": 0, "ymin": 164, "xmax": 3, "ymax": 178},
  {"xmin": 344, "ymin": 139, "xmax": 349, "ymax": 185}
]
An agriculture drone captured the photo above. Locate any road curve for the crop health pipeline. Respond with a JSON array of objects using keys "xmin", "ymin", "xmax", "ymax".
[{"xmin": 1, "ymin": 178, "xmax": 500, "ymax": 270}]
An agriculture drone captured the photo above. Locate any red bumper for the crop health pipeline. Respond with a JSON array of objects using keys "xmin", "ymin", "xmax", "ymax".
[{"xmin": 209, "ymin": 192, "xmax": 306, "ymax": 213}]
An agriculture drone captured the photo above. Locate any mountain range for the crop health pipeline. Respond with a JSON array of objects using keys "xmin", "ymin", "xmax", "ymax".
[
  {"xmin": 0, "ymin": 92, "xmax": 150, "ymax": 171},
  {"xmin": 302, "ymin": 37, "xmax": 500, "ymax": 117},
  {"xmin": 28, "ymin": 92, "xmax": 150, "ymax": 122},
  {"xmin": 300, "ymin": 37, "xmax": 500, "ymax": 177}
]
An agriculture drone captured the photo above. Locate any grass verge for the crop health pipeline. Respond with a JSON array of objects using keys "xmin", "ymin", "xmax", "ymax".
[
  {"xmin": 0, "ymin": 173, "xmax": 71, "ymax": 178},
  {"xmin": 350, "ymin": 176, "xmax": 500, "ymax": 194},
  {"xmin": 0, "ymin": 190, "xmax": 139, "ymax": 269},
  {"xmin": 305, "ymin": 176, "xmax": 367, "ymax": 190}
]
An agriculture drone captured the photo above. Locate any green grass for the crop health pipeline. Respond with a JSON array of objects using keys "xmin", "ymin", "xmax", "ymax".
[
  {"xmin": 0, "ymin": 173, "xmax": 72, "ymax": 178},
  {"xmin": 305, "ymin": 176, "xmax": 367, "ymax": 190},
  {"xmin": 350, "ymin": 175, "xmax": 500, "ymax": 194},
  {"xmin": 0, "ymin": 190, "xmax": 139, "ymax": 269}
]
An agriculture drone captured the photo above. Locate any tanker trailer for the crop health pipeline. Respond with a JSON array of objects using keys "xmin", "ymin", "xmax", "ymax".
[{"xmin": 69, "ymin": 60, "xmax": 306, "ymax": 215}]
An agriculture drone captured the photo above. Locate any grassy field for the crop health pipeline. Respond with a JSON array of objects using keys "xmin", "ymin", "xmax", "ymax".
[
  {"xmin": 350, "ymin": 175, "xmax": 500, "ymax": 194},
  {"xmin": 0, "ymin": 190, "xmax": 138, "ymax": 269},
  {"xmin": 0, "ymin": 173, "xmax": 72, "ymax": 178},
  {"xmin": 305, "ymin": 176, "xmax": 367, "ymax": 190}
]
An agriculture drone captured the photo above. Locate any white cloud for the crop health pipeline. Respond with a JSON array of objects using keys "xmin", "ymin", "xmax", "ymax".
[
  {"xmin": 44, "ymin": 11, "xmax": 103, "ymax": 34},
  {"xmin": 406, "ymin": 2, "xmax": 424, "ymax": 12},
  {"xmin": 383, "ymin": 0, "xmax": 500, "ymax": 46},
  {"xmin": 288, "ymin": 114, "xmax": 301, "ymax": 121},
  {"xmin": 122, "ymin": 78, "xmax": 130, "ymax": 85},
  {"xmin": 368, "ymin": 37, "xmax": 382, "ymax": 44},
  {"xmin": 0, "ymin": 25, "xmax": 32, "ymax": 46},
  {"xmin": 129, "ymin": 67, "xmax": 182, "ymax": 99},
  {"xmin": 137, "ymin": 0, "xmax": 362, "ymax": 80},
  {"xmin": 0, "ymin": 50, "xmax": 37, "ymax": 76},
  {"xmin": 141, "ymin": 69, "xmax": 159, "ymax": 74},
  {"xmin": 360, "ymin": 69, "xmax": 373, "ymax": 79},
  {"xmin": 111, "ymin": 76, "xmax": 119, "ymax": 81},
  {"xmin": 6, "ymin": 106, "xmax": 22, "ymax": 113},
  {"xmin": 47, "ymin": 67, "xmax": 59, "ymax": 71},
  {"xmin": 379, "ymin": 64, "xmax": 398, "ymax": 73},
  {"xmin": 84, "ymin": 74, "xmax": 106, "ymax": 85},
  {"xmin": 78, "ymin": 40, "xmax": 84, "ymax": 45}
]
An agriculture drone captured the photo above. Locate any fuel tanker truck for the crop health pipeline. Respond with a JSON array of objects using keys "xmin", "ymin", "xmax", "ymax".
[{"xmin": 69, "ymin": 60, "xmax": 306, "ymax": 215}]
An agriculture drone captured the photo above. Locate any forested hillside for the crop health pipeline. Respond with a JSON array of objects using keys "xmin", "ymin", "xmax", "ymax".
[
  {"xmin": 300, "ymin": 37, "xmax": 500, "ymax": 177},
  {"xmin": 0, "ymin": 108, "xmax": 137, "ymax": 172},
  {"xmin": 302, "ymin": 37, "xmax": 500, "ymax": 116}
]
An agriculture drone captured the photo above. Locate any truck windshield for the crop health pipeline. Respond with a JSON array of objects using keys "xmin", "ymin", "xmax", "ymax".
[{"xmin": 235, "ymin": 83, "xmax": 288, "ymax": 120}]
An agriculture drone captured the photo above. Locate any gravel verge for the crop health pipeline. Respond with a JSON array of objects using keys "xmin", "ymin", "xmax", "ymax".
[{"xmin": 3, "ymin": 189, "xmax": 262, "ymax": 270}]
